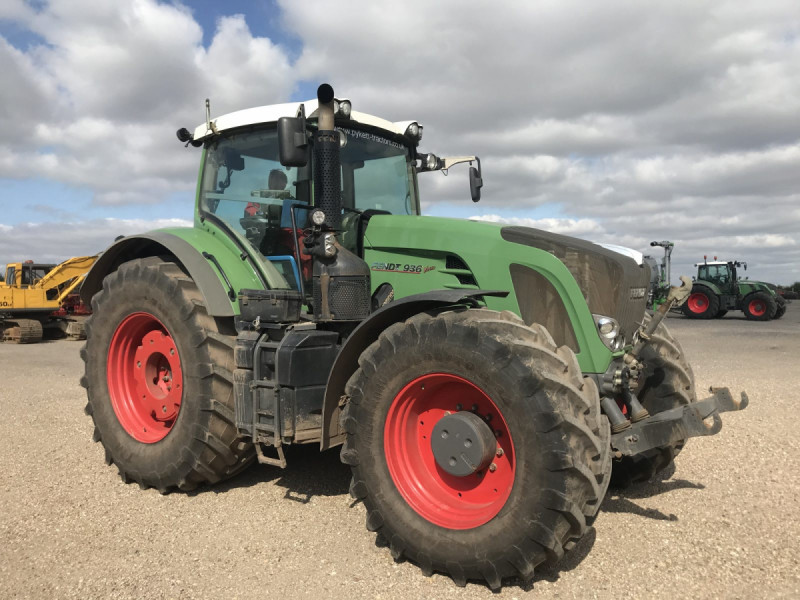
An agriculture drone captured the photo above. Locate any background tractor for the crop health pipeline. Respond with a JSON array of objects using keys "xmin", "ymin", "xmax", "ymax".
[
  {"xmin": 1, "ymin": 256, "xmax": 95, "ymax": 343},
  {"xmin": 682, "ymin": 257, "xmax": 785, "ymax": 320},
  {"xmin": 80, "ymin": 84, "xmax": 746, "ymax": 590}
]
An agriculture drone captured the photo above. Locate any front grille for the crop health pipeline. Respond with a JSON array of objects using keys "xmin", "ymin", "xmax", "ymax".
[{"xmin": 502, "ymin": 227, "xmax": 650, "ymax": 343}]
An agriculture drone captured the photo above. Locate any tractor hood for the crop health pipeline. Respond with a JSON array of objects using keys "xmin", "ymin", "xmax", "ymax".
[{"xmin": 500, "ymin": 226, "xmax": 652, "ymax": 344}]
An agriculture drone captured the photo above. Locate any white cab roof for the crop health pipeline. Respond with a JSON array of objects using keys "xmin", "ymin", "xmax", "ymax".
[{"xmin": 192, "ymin": 98, "xmax": 416, "ymax": 142}]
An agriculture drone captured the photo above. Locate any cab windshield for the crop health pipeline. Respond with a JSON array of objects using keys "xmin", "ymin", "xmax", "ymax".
[{"xmin": 199, "ymin": 126, "xmax": 416, "ymax": 286}]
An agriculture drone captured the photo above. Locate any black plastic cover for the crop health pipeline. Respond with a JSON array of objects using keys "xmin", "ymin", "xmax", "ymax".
[{"xmin": 238, "ymin": 288, "xmax": 302, "ymax": 323}]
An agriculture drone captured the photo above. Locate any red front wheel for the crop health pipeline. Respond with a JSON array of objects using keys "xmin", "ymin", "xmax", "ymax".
[
  {"xmin": 340, "ymin": 309, "xmax": 611, "ymax": 590},
  {"xmin": 384, "ymin": 373, "xmax": 515, "ymax": 529}
]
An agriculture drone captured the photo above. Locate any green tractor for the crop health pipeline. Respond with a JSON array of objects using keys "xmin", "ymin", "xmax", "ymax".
[
  {"xmin": 682, "ymin": 257, "xmax": 786, "ymax": 320},
  {"xmin": 80, "ymin": 84, "xmax": 747, "ymax": 590}
]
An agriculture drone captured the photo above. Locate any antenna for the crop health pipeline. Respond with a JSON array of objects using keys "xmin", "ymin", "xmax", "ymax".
[{"xmin": 205, "ymin": 99, "xmax": 217, "ymax": 134}]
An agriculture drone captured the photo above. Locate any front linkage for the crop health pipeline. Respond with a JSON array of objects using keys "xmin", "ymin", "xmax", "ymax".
[{"xmin": 599, "ymin": 276, "xmax": 748, "ymax": 462}]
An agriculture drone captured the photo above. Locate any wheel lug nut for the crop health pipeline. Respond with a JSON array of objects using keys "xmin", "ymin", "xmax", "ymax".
[
  {"xmin": 471, "ymin": 404, "xmax": 478, "ymax": 411},
  {"xmin": 489, "ymin": 463, "xmax": 497, "ymax": 472},
  {"xmin": 162, "ymin": 406, "xmax": 167, "ymax": 413},
  {"xmin": 494, "ymin": 430, "xmax": 502, "ymax": 438},
  {"xmin": 496, "ymin": 447, "xmax": 504, "ymax": 457},
  {"xmin": 456, "ymin": 404, "xmax": 462, "ymax": 411}
]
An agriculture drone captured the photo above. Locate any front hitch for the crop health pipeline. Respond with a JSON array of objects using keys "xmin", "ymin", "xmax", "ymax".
[{"xmin": 611, "ymin": 387, "xmax": 749, "ymax": 457}]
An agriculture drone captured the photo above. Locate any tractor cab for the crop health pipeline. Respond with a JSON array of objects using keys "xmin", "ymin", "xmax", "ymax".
[
  {"xmin": 191, "ymin": 96, "xmax": 480, "ymax": 295},
  {"xmin": 696, "ymin": 260, "xmax": 737, "ymax": 294}
]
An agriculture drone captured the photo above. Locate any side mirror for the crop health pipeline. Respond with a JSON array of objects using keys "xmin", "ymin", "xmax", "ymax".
[
  {"xmin": 469, "ymin": 165, "xmax": 483, "ymax": 202},
  {"xmin": 278, "ymin": 116, "xmax": 308, "ymax": 167}
]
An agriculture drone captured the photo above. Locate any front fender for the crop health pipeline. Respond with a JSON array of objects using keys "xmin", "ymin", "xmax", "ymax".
[
  {"xmin": 320, "ymin": 289, "xmax": 508, "ymax": 450},
  {"xmin": 81, "ymin": 230, "xmax": 262, "ymax": 317}
]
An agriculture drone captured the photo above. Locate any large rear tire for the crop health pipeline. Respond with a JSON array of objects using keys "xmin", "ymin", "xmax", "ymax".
[
  {"xmin": 681, "ymin": 286, "xmax": 719, "ymax": 319},
  {"xmin": 611, "ymin": 314, "xmax": 696, "ymax": 487},
  {"xmin": 742, "ymin": 291, "xmax": 776, "ymax": 321},
  {"xmin": 81, "ymin": 258, "xmax": 254, "ymax": 492},
  {"xmin": 340, "ymin": 309, "xmax": 611, "ymax": 590}
]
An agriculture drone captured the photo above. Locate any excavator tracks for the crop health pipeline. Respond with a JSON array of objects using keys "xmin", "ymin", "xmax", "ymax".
[{"xmin": 2, "ymin": 319, "xmax": 44, "ymax": 344}]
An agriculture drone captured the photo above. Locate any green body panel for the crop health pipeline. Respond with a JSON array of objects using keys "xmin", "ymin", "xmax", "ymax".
[
  {"xmin": 738, "ymin": 280, "xmax": 776, "ymax": 297},
  {"xmin": 363, "ymin": 215, "xmax": 613, "ymax": 373},
  {"xmin": 153, "ymin": 225, "xmax": 265, "ymax": 316},
  {"xmin": 694, "ymin": 278, "xmax": 774, "ymax": 298}
]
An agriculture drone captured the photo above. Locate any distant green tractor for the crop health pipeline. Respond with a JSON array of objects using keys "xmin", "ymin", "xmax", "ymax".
[{"xmin": 682, "ymin": 258, "xmax": 785, "ymax": 320}]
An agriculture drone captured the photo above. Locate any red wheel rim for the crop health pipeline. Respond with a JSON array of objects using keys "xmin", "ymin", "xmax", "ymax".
[
  {"xmin": 384, "ymin": 373, "xmax": 515, "ymax": 529},
  {"xmin": 687, "ymin": 293, "xmax": 708, "ymax": 313},
  {"xmin": 749, "ymin": 300, "xmax": 766, "ymax": 316},
  {"xmin": 107, "ymin": 312, "xmax": 183, "ymax": 443}
]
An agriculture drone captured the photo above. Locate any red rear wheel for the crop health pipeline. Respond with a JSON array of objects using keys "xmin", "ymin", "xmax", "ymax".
[
  {"xmin": 748, "ymin": 299, "xmax": 766, "ymax": 317},
  {"xmin": 384, "ymin": 373, "xmax": 515, "ymax": 529},
  {"xmin": 687, "ymin": 292, "xmax": 708, "ymax": 314},
  {"xmin": 107, "ymin": 312, "xmax": 183, "ymax": 443}
]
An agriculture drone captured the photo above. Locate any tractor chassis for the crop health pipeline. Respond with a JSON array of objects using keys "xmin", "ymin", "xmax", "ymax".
[{"xmin": 611, "ymin": 387, "xmax": 748, "ymax": 457}]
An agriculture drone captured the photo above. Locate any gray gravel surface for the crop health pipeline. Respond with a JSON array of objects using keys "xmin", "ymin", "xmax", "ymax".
[{"xmin": 1, "ymin": 305, "xmax": 799, "ymax": 599}]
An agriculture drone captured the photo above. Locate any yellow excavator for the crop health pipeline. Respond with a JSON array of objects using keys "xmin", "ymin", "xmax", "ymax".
[{"xmin": 1, "ymin": 255, "xmax": 97, "ymax": 343}]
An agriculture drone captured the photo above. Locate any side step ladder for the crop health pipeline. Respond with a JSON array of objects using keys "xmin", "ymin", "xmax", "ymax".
[{"xmin": 251, "ymin": 336, "xmax": 287, "ymax": 468}]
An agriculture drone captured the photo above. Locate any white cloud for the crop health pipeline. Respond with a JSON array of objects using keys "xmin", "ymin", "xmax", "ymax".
[
  {"xmin": 0, "ymin": 218, "xmax": 193, "ymax": 266},
  {"xmin": 0, "ymin": 0, "xmax": 799, "ymax": 283}
]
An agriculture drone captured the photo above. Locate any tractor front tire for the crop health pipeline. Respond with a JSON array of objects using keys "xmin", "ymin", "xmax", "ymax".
[
  {"xmin": 682, "ymin": 286, "xmax": 719, "ymax": 319},
  {"xmin": 774, "ymin": 295, "xmax": 786, "ymax": 319},
  {"xmin": 341, "ymin": 309, "xmax": 611, "ymax": 590},
  {"xmin": 611, "ymin": 314, "xmax": 696, "ymax": 487},
  {"xmin": 742, "ymin": 291, "xmax": 776, "ymax": 321},
  {"xmin": 81, "ymin": 258, "xmax": 254, "ymax": 492}
]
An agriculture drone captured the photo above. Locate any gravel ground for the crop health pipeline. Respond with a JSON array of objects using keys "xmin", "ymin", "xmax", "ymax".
[{"xmin": 1, "ymin": 305, "xmax": 798, "ymax": 599}]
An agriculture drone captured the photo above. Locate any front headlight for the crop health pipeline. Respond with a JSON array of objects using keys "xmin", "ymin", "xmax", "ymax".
[{"xmin": 592, "ymin": 314, "xmax": 623, "ymax": 351}]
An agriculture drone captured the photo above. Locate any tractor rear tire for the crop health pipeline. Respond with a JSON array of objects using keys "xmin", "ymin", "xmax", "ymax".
[
  {"xmin": 681, "ymin": 286, "xmax": 719, "ymax": 319},
  {"xmin": 611, "ymin": 314, "xmax": 696, "ymax": 487},
  {"xmin": 774, "ymin": 296, "xmax": 786, "ymax": 319},
  {"xmin": 81, "ymin": 257, "xmax": 254, "ymax": 493},
  {"xmin": 340, "ymin": 309, "xmax": 611, "ymax": 590},
  {"xmin": 742, "ymin": 291, "xmax": 776, "ymax": 321}
]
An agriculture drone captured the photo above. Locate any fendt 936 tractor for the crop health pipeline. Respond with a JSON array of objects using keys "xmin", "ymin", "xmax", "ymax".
[
  {"xmin": 682, "ymin": 257, "xmax": 785, "ymax": 321},
  {"xmin": 80, "ymin": 85, "xmax": 747, "ymax": 589}
]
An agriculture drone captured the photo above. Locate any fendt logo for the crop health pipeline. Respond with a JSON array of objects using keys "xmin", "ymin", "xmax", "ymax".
[{"xmin": 371, "ymin": 262, "xmax": 436, "ymax": 275}]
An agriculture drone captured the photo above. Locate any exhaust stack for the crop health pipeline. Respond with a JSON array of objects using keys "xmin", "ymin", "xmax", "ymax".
[{"xmin": 311, "ymin": 84, "xmax": 371, "ymax": 321}]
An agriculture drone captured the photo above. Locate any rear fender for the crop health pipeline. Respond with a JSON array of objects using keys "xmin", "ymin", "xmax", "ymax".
[
  {"xmin": 81, "ymin": 231, "xmax": 254, "ymax": 317},
  {"xmin": 320, "ymin": 289, "xmax": 508, "ymax": 450},
  {"xmin": 693, "ymin": 279, "xmax": 722, "ymax": 295}
]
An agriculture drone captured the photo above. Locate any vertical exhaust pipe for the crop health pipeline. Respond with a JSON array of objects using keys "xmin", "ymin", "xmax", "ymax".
[
  {"xmin": 314, "ymin": 84, "xmax": 342, "ymax": 231},
  {"xmin": 311, "ymin": 84, "xmax": 371, "ymax": 321}
]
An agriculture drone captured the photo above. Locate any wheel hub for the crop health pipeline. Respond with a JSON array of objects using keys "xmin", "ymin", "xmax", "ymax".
[
  {"xmin": 431, "ymin": 411, "xmax": 496, "ymax": 476},
  {"xmin": 107, "ymin": 312, "xmax": 183, "ymax": 443}
]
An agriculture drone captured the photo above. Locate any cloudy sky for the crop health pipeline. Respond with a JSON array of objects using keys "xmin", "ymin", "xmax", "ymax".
[{"xmin": 1, "ymin": 0, "xmax": 798, "ymax": 283}]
